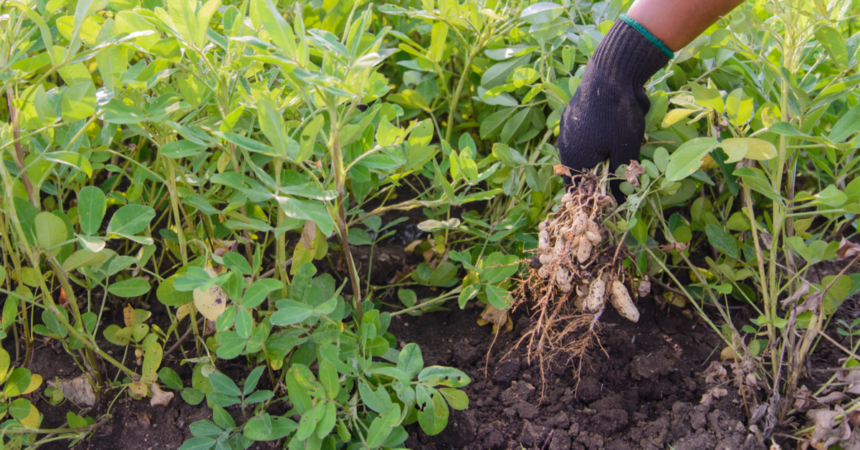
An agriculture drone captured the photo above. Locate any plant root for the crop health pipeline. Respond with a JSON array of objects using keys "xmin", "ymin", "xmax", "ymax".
[{"xmin": 509, "ymin": 165, "xmax": 640, "ymax": 397}]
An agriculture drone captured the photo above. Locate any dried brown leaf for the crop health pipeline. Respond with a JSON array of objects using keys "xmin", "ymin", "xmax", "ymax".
[
  {"xmin": 554, "ymin": 164, "xmax": 573, "ymax": 178},
  {"xmin": 794, "ymin": 385, "xmax": 816, "ymax": 413},
  {"xmin": 625, "ymin": 160, "xmax": 645, "ymax": 188},
  {"xmin": 838, "ymin": 238, "xmax": 860, "ymax": 260},
  {"xmin": 300, "ymin": 220, "xmax": 316, "ymax": 250},
  {"xmin": 808, "ymin": 406, "xmax": 851, "ymax": 448},
  {"xmin": 796, "ymin": 291, "xmax": 824, "ymax": 314},
  {"xmin": 781, "ymin": 281, "xmax": 810, "ymax": 308},
  {"xmin": 704, "ymin": 361, "xmax": 728, "ymax": 384},
  {"xmin": 48, "ymin": 374, "xmax": 96, "ymax": 407},
  {"xmin": 150, "ymin": 384, "xmax": 174, "ymax": 407},
  {"xmin": 700, "ymin": 386, "xmax": 728, "ymax": 406},
  {"xmin": 817, "ymin": 391, "xmax": 849, "ymax": 405}
]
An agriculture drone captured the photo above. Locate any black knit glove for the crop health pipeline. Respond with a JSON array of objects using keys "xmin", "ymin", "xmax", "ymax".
[{"xmin": 557, "ymin": 16, "xmax": 672, "ymax": 194}]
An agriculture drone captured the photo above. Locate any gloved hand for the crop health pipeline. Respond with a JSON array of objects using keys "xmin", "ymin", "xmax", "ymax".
[{"xmin": 557, "ymin": 15, "xmax": 672, "ymax": 196}]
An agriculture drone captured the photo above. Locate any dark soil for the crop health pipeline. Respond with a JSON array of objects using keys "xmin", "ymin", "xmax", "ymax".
[
  {"xmin": 390, "ymin": 295, "xmax": 769, "ymax": 450},
  {"xmin": 18, "ymin": 249, "xmax": 859, "ymax": 450}
]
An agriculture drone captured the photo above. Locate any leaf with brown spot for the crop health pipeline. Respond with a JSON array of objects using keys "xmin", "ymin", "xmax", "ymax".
[{"xmin": 129, "ymin": 381, "xmax": 148, "ymax": 399}]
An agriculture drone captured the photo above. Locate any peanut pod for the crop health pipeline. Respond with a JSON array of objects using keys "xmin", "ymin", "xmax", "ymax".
[{"xmin": 610, "ymin": 280, "xmax": 639, "ymax": 322}]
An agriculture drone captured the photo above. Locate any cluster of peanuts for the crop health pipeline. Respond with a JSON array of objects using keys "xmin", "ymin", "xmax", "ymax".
[{"xmin": 534, "ymin": 192, "xmax": 640, "ymax": 322}]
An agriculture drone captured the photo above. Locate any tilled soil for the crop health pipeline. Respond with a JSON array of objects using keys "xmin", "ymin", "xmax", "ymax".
[{"xmin": 390, "ymin": 297, "xmax": 770, "ymax": 450}]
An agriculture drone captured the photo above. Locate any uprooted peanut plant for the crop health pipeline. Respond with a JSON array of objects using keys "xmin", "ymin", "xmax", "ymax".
[{"xmin": 512, "ymin": 166, "xmax": 643, "ymax": 385}]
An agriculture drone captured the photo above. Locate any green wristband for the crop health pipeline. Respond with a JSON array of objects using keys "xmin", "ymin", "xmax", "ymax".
[{"xmin": 619, "ymin": 13, "xmax": 675, "ymax": 59}]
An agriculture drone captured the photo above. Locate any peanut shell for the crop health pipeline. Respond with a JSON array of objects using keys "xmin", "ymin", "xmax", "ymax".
[
  {"xmin": 610, "ymin": 281, "xmax": 639, "ymax": 322},
  {"xmin": 577, "ymin": 237, "xmax": 592, "ymax": 263},
  {"xmin": 585, "ymin": 278, "xmax": 605, "ymax": 312},
  {"xmin": 572, "ymin": 213, "xmax": 587, "ymax": 235}
]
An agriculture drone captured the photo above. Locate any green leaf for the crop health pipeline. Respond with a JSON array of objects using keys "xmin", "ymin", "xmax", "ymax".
[
  {"xmin": 439, "ymin": 388, "xmax": 469, "ymax": 410},
  {"xmin": 276, "ymin": 196, "xmax": 334, "ymax": 237},
  {"xmin": 243, "ymin": 366, "xmax": 266, "ymax": 396},
  {"xmin": 208, "ymin": 373, "xmax": 242, "ymax": 397},
  {"xmin": 9, "ymin": 399, "xmax": 32, "ymax": 421},
  {"xmin": 242, "ymin": 279, "xmax": 282, "ymax": 309},
  {"xmin": 367, "ymin": 404, "xmax": 402, "ymax": 448},
  {"xmin": 61, "ymin": 82, "xmax": 96, "ymax": 123},
  {"xmin": 157, "ymin": 275, "xmax": 193, "ymax": 306},
  {"xmin": 725, "ymin": 88, "xmax": 753, "ymax": 126},
  {"xmin": 520, "ymin": 2, "xmax": 564, "ymax": 24},
  {"xmin": 296, "ymin": 403, "xmax": 325, "ymax": 441},
  {"xmin": 815, "ymin": 26, "xmax": 849, "ymax": 69},
  {"xmin": 479, "ymin": 252, "xmax": 519, "ymax": 284},
  {"xmin": 256, "ymin": 0, "xmax": 296, "ymax": 56},
  {"xmin": 46, "ymin": 151, "xmax": 93, "ymax": 178},
  {"xmin": 78, "ymin": 186, "xmax": 106, "ymax": 235},
  {"xmin": 167, "ymin": 0, "xmax": 197, "ymax": 44},
  {"xmin": 108, "ymin": 278, "xmax": 151, "ymax": 298},
  {"xmin": 828, "ymin": 103, "xmax": 860, "ymax": 143},
  {"xmin": 159, "ymin": 367, "xmax": 183, "ymax": 390},
  {"xmin": 142, "ymin": 342, "xmax": 162, "ymax": 382},
  {"xmin": 705, "ymin": 224, "xmax": 739, "ymax": 259},
  {"xmin": 270, "ymin": 300, "xmax": 314, "ymax": 325},
  {"xmin": 103, "ymin": 99, "xmax": 145, "ymax": 124},
  {"xmin": 299, "ymin": 115, "xmax": 325, "ymax": 163},
  {"xmin": 481, "ymin": 54, "xmax": 531, "ymax": 90},
  {"xmin": 397, "ymin": 343, "xmax": 424, "ymax": 379},
  {"xmin": 235, "ymin": 307, "xmax": 253, "ymax": 339},
  {"xmin": 480, "ymin": 108, "xmax": 514, "ymax": 139},
  {"xmin": 161, "ymin": 140, "xmax": 205, "ymax": 159},
  {"xmin": 665, "ymin": 138, "xmax": 719, "ymax": 181},
  {"xmin": 178, "ymin": 437, "xmax": 216, "ymax": 450},
  {"xmin": 417, "ymin": 388, "xmax": 449, "ymax": 436},
  {"xmin": 485, "ymin": 284, "xmax": 512, "ymax": 309},
  {"xmin": 257, "ymin": 95, "xmax": 292, "ymax": 158},
  {"xmin": 195, "ymin": 0, "xmax": 220, "ymax": 47},
  {"xmin": 35, "ymin": 212, "xmax": 68, "ymax": 256},
  {"xmin": 107, "ymin": 205, "xmax": 155, "ymax": 238},
  {"xmin": 815, "ymin": 185, "xmax": 848, "ymax": 207},
  {"xmin": 733, "ymin": 168, "xmax": 785, "ymax": 204},
  {"xmin": 429, "ymin": 22, "xmax": 448, "ymax": 62},
  {"xmin": 689, "ymin": 83, "xmax": 723, "ymax": 113},
  {"xmin": 181, "ymin": 388, "xmax": 205, "ymax": 405}
]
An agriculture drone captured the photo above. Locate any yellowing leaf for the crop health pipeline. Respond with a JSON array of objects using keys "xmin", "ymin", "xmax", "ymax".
[
  {"xmin": 129, "ymin": 380, "xmax": 148, "ymax": 398},
  {"xmin": 719, "ymin": 138, "xmax": 777, "ymax": 163},
  {"xmin": 193, "ymin": 268, "xmax": 230, "ymax": 321},
  {"xmin": 662, "ymin": 108, "xmax": 700, "ymax": 127},
  {"xmin": 23, "ymin": 374, "xmax": 42, "ymax": 395},
  {"xmin": 19, "ymin": 403, "xmax": 41, "ymax": 429},
  {"xmin": 123, "ymin": 304, "xmax": 136, "ymax": 327},
  {"xmin": 176, "ymin": 303, "xmax": 191, "ymax": 322}
]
